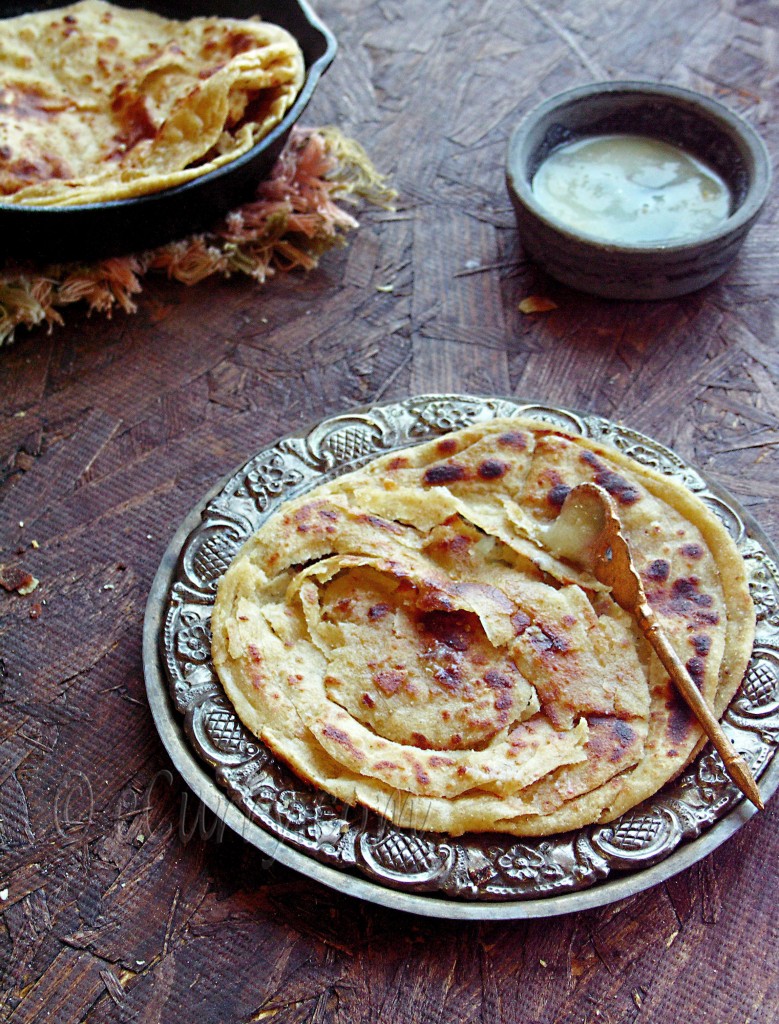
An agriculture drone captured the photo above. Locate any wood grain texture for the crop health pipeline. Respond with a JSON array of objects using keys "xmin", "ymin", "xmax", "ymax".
[{"xmin": 1, "ymin": 0, "xmax": 777, "ymax": 1021}]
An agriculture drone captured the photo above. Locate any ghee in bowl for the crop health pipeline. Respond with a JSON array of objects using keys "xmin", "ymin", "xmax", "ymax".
[
  {"xmin": 506, "ymin": 82, "xmax": 771, "ymax": 299},
  {"xmin": 531, "ymin": 134, "xmax": 731, "ymax": 245}
]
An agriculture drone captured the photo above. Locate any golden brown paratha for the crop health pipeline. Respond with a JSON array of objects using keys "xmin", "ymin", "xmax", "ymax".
[
  {"xmin": 0, "ymin": 0, "xmax": 304, "ymax": 206},
  {"xmin": 211, "ymin": 418, "xmax": 755, "ymax": 836}
]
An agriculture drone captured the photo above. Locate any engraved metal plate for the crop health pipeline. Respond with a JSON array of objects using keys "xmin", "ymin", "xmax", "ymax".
[{"xmin": 143, "ymin": 395, "xmax": 779, "ymax": 918}]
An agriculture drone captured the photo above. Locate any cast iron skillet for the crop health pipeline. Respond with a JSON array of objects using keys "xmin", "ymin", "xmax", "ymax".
[{"xmin": 0, "ymin": 0, "xmax": 337, "ymax": 263}]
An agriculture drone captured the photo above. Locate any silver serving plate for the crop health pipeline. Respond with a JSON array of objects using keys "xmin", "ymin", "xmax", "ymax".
[{"xmin": 143, "ymin": 395, "xmax": 779, "ymax": 919}]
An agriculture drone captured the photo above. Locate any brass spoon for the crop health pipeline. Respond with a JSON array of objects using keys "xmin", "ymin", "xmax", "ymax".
[{"xmin": 544, "ymin": 482, "xmax": 763, "ymax": 810}]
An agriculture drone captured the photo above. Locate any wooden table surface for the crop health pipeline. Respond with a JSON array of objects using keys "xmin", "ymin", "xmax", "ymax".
[{"xmin": 2, "ymin": 1, "xmax": 778, "ymax": 1021}]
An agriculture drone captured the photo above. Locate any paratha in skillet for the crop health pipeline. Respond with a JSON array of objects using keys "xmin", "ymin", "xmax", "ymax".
[
  {"xmin": 0, "ymin": 0, "xmax": 304, "ymax": 206},
  {"xmin": 211, "ymin": 419, "xmax": 755, "ymax": 836}
]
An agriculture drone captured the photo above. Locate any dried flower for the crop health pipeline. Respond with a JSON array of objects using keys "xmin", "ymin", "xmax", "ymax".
[{"xmin": 0, "ymin": 127, "xmax": 396, "ymax": 346}]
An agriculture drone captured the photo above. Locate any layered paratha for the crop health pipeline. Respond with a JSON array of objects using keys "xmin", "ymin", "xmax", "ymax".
[
  {"xmin": 0, "ymin": 1, "xmax": 304, "ymax": 206},
  {"xmin": 211, "ymin": 419, "xmax": 755, "ymax": 836}
]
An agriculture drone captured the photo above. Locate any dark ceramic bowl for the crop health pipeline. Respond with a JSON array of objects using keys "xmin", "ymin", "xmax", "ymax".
[
  {"xmin": 0, "ymin": 0, "xmax": 337, "ymax": 263},
  {"xmin": 506, "ymin": 81, "xmax": 771, "ymax": 300}
]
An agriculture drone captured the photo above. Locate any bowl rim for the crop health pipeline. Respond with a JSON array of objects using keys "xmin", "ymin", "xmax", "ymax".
[
  {"xmin": 506, "ymin": 79, "xmax": 772, "ymax": 255},
  {"xmin": 0, "ymin": 0, "xmax": 338, "ymax": 218}
]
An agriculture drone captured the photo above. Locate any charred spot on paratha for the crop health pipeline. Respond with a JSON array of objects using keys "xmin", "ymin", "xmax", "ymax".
[
  {"xmin": 580, "ymin": 450, "xmax": 641, "ymax": 505},
  {"xmin": 423, "ymin": 462, "xmax": 468, "ymax": 486}
]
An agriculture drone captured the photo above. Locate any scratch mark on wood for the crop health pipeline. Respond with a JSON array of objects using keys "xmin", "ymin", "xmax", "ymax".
[
  {"xmin": 99, "ymin": 968, "xmax": 126, "ymax": 1008},
  {"xmin": 520, "ymin": 0, "xmax": 608, "ymax": 77},
  {"xmin": 162, "ymin": 886, "xmax": 181, "ymax": 959}
]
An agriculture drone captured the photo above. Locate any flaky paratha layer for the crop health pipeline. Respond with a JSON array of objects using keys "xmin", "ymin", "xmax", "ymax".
[
  {"xmin": 211, "ymin": 419, "xmax": 755, "ymax": 836},
  {"xmin": 0, "ymin": 1, "xmax": 304, "ymax": 206}
]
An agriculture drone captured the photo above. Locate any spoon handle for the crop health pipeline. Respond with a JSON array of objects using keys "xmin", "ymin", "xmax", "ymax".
[{"xmin": 635, "ymin": 602, "xmax": 763, "ymax": 811}]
